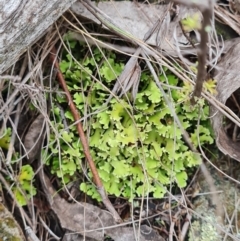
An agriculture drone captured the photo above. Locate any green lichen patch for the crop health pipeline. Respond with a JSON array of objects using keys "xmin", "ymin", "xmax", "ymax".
[{"xmin": 0, "ymin": 204, "xmax": 24, "ymax": 241}]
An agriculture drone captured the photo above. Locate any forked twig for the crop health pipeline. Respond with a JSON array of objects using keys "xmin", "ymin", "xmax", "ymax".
[
  {"xmin": 49, "ymin": 47, "xmax": 122, "ymax": 223},
  {"xmin": 167, "ymin": 0, "xmax": 214, "ymax": 104}
]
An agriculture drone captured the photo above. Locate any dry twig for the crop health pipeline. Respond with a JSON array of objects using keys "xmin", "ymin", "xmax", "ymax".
[{"xmin": 167, "ymin": 0, "xmax": 214, "ymax": 103}]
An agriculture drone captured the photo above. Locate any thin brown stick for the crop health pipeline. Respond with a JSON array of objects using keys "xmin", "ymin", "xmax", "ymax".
[
  {"xmin": 49, "ymin": 47, "xmax": 122, "ymax": 223},
  {"xmin": 191, "ymin": 6, "xmax": 212, "ymax": 104}
]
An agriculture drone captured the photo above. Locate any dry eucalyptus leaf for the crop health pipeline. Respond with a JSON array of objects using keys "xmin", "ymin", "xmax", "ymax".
[
  {"xmin": 130, "ymin": 62, "xmax": 141, "ymax": 100},
  {"xmin": 43, "ymin": 175, "xmax": 163, "ymax": 241},
  {"xmin": 71, "ymin": 1, "xmax": 200, "ymax": 56},
  {"xmin": 210, "ymin": 37, "xmax": 240, "ymax": 161},
  {"xmin": 114, "ymin": 52, "xmax": 141, "ymax": 101},
  {"xmin": 23, "ymin": 114, "xmax": 45, "ymax": 162}
]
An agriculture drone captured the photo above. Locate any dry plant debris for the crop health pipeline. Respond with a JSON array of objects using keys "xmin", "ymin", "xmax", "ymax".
[{"xmin": 1, "ymin": 1, "xmax": 240, "ymax": 241}]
